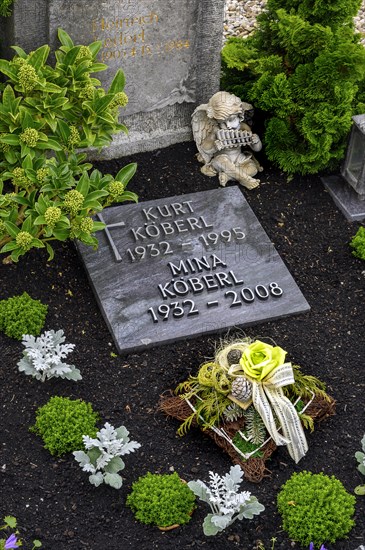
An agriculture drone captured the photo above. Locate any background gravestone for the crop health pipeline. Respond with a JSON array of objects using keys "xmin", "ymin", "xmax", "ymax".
[
  {"xmin": 0, "ymin": 0, "xmax": 225, "ymax": 158},
  {"xmin": 77, "ymin": 187, "xmax": 310, "ymax": 354}
]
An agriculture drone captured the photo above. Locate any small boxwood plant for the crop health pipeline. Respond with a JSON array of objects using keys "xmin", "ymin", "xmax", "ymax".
[
  {"xmin": 30, "ymin": 396, "xmax": 99, "ymax": 456},
  {"xmin": 0, "ymin": 292, "xmax": 48, "ymax": 340},
  {"xmin": 350, "ymin": 226, "xmax": 365, "ymax": 260},
  {"xmin": 126, "ymin": 472, "xmax": 196, "ymax": 528},
  {"xmin": 277, "ymin": 471, "xmax": 356, "ymax": 547}
]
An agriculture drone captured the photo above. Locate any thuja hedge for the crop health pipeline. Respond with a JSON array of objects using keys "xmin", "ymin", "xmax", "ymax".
[{"xmin": 221, "ymin": 0, "xmax": 365, "ymax": 175}]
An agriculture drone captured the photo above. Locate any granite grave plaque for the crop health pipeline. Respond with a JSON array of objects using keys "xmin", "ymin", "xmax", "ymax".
[
  {"xmin": 0, "ymin": 0, "xmax": 224, "ymax": 157},
  {"xmin": 77, "ymin": 187, "xmax": 310, "ymax": 354}
]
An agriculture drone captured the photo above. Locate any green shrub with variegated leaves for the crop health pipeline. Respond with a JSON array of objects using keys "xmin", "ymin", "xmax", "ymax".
[{"xmin": 0, "ymin": 28, "xmax": 137, "ymax": 263}]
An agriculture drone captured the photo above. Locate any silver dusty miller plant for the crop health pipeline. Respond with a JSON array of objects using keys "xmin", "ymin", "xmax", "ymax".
[
  {"xmin": 17, "ymin": 329, "xmax": 81, "ymax": 382},
  {"xmin": 73, "ymin": 423, "xmax": 141, "ymax": 489},
  {"xmin": 355, "ymin": 434, "xmax": 365, "ymax": 495},
  {"xmin": 188, "ymin": 465, "xmax": 264, "ymax": 535}
]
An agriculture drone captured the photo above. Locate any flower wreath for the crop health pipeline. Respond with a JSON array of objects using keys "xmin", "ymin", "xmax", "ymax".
[{"xmin": 161, "ymin": 338, "xmax": 335, "ymax": 478}]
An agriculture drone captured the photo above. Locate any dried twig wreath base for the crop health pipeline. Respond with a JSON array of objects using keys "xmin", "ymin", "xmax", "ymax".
[{"xmin": 159, "ymin": 392, "xmax": 336, "ymax": 483}]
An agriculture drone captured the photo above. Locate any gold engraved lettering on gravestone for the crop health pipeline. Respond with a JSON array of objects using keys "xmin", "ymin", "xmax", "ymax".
[
  {"xmin": 93, "ymin": 12, "xmax": 159, "ymax": 34},
  {"xmin": 100, "ymin": 38, "xmax": 190, "ymax": 62},
  {"xmin": 93, "ymin": 11, "xmax": 162, "ymax": 62},
  {"xmin": 103, "ymin": 29, "xmax": 145, "ymax": 48}
]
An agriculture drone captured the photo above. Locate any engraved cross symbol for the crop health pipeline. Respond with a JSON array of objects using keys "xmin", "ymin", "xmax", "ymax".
[{"xmin": 97, "ymin": 213, "xmax": 125, "ymax": 262}]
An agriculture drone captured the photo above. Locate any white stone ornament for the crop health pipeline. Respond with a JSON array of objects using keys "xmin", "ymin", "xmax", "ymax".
[{"xmin": 192, "ymin": 91, "xmax": 263, "ymax": 190}]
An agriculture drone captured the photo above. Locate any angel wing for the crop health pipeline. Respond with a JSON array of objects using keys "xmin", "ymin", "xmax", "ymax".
[{"xmin": 191, "ymin": 104, "xmax": 219, "ymax": 165}]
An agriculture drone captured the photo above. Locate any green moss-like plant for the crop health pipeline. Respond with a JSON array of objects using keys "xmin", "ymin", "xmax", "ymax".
[
  {"xmin": 0, "ymin": 291, "xmax": 48, "ymax": 340},
  {"xmin": 277, "ymin": 471, "xmax": 356, "ymax": 547},
  {"xmin": 126, "ymin": 472, "xmax": 196, "ymax": 528},
  {"xmin": 221, "ymin": 0, "xmax": 365, "ymax": 175},
  {"xmin": 350, "ymin": 226, "xmax": 365, "ymax": 260},
  {"xmin": 232, "ymin": 432, "xmax": 264, "ymax": 459},
  {"xmin": 30, "ymin": 396, "xmax": 99, "ymax": 456}
]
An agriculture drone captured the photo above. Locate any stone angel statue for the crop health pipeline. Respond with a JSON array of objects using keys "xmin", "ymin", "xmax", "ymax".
[{"xmin": 192, "ymin": 91, "xmax": 263, "ymax": 190}]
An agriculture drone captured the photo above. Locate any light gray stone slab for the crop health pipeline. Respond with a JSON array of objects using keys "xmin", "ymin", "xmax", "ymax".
[
  {"xmin": 322, "ymin": 175, "xmax": 365, "ymax": 221},
  {"xmin": 76, "ymin": 187, "xmax": 310, "ymax": 354},
  {"xmin": 1, "ymin": 0, "xmax": 224, "ymax": 157}
]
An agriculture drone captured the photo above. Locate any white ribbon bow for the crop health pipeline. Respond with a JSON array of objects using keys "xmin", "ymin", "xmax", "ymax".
[{"xmin": 250, "ymin": 363, "xmax": 308, "ymax": 463}]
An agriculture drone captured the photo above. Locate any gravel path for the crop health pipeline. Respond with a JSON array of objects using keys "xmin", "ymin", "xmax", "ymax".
[{"xmin": 224, "ymin": 0, "xmax": 365, "ymax": 45}]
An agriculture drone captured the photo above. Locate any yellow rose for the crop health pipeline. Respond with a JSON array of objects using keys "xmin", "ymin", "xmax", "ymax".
[{"xmin": 239, "ymin": 340, "xmax": 287, "ymax": 381}]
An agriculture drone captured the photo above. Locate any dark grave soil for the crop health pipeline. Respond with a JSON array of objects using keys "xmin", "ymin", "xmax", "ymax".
[{"xmin": 1, "ymin": 142, "xmax": 365, "ymax": 550}]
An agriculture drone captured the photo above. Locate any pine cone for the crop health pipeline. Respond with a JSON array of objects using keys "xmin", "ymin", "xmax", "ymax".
[
  {"xmin": 227, "ymin": 348, "xmax": 242, "ymax": 365},
  {"xmin": 231, "ymin": 376, "xmax": 252, "ymax": 402}
]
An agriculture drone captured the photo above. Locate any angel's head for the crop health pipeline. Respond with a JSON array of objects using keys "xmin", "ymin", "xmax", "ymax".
[{"xmin": 206, "ymin": 92, "xmax": 244, "ymax": 129}]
